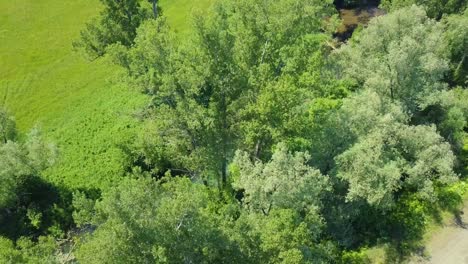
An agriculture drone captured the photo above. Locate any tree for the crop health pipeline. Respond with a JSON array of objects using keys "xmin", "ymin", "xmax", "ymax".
[
  {"xmin": 74, "ymin": 0, "xmax": 153, "ymax": 59},
  {"xmin": 380, "ymin": 0, "xmax": 468, "ymax": 19},
  {"xmin": 442, "ymin": 9, "xmax": 468, "ymax": 86},
  {"xmin": 0, "ymin": 236, "xmax": 58, "ymax": 264},
  {"xmin": 320, "ymin": 5, "xmax": 465, "ymax": 251},
  {"xmin": 338, "ymin": 5, "xmax": 449, "ymax": 116},
  {"xmin": 75, "ymin": 176, "xmax": 249, "ymax": 263},
  {"xmin": 111, "ymin": 0, "xmax": 340, "ymax": 187},
  {"xmin": 231, "ymin": 143, "xmax": 330, "ymax": 215},
  {"xmin": 229, "ymin": 144, "xmax": 338, "ymax": 262},
  {"xmin": 0, "ymin": 126, "xmax": 64, "ymax": 240},
  {"xmin": 0, "ymin": 107, "xmax": 16, "ymax": 144},
  {"xmin": 75, "ymin": 145, "xmax": 341, "ymax": 263},
  {"xmin": 314, "ymin": 89, "xmax": 460, "ymax": 250},
  {"xmin": 417, "ymin": 88, "xmax": 468, "ymax": 154},
  {"xmin": 0, "ymin": 128, "xmax": 57, "ymax": 209},
  {"xmin": 335, "ymin": 90, "xmax": 458, "ymax": 208},
  {"xmin": 149, "ymin": 0, "xmax": 159, "ymax": 18},
  {"xmin": 238, "ymin": 209, "xmax": 339, "ymax": 264}
]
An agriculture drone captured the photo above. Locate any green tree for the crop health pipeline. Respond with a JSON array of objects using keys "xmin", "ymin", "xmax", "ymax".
[
  {"xmin": 418, "ymin": 88, "xmax": 468, "ymax": 154},
  {"xmin": 335, "ymin": 91, "xmax": 458, "ymax": 208},
  {"xmin": 231, "ymin": 143, "xmax": 330, "ymax": 215},
  {"xmin": 0, "ymin": 236, "xmax": 58, "ymax": 264},
  {"xmin": 0, "ymin": 108, "xmax": 16, "ymax": 144},
  {"xmin": 112, "ymin": 0, "xmax": 340, "ymax": 187},
  {"xmin": 337, "ymin": 123, "xmax": 457, "ymax": 207},
  {"xmin": 380, "ymin": 0, "xmax": 467, "ymax": 18},
  {"xmin": 338, "ymin": 5, "xmax": 449, "ymax": 115},
  {"xmin": 74, "ymin": 0, "xmax": 153, "ymax": 59},
  {"xmin": 442, "ymin": 9, "xmax": 468, "ymax": 86},
  {"xmin": 0, "ymin": 126, "xmax": 66, "ymax": 240},
  {"xmin": 230, "ymin": 144, "xmax": 338, "ymax": 262},
  {"xmin": 75, "ymin": 176, "xmax": 248, "ymax": 263},
  {"xmin": 0, "ymin": 128, "xmax": 57, "ymax": 210},
  {"xmin": 314, "ymin": 90, "xmax": 460, "ymax": 249},
  {"xmin": 321, "ymin": 5, "xmax": 465, "ymax": 251},
  {"xmin": 239, "ymin": 209, "xmax": 339, "ymax": 264}
]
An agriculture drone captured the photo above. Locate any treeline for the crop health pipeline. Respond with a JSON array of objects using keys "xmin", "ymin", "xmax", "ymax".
[{"xmin": 1, "ymin": 0, "xmax": 467, "ymax": 263}]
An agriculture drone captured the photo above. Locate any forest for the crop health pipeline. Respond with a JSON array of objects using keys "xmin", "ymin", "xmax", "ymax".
[{"xmin": 0, "ymin": 0, "xmax": 467, "ymax": 263}]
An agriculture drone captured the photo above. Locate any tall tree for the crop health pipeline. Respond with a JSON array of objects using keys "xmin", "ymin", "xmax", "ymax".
[
  {"xmin": 443, "ymin": 9, "xmax": 468, "ymax": 86},
  {"xmin": 231, "ymin": 143, "xmax": 330, "ymax": 215},
  {"xmin": 380, "ymin": 0, "xmax": 468, "ymax": 19},
  {"xmin": 0, "ymin": 108, "xmax": 16, "ymax": 144},
  {"xmin": 338, "ymin": 5, "xmax": 449, "ymax": 115},
  {"xmin": 75, "ymin": 176, "xmax": 250, "ymax": 263},
  {"xmin": 74, "ymin": 0, "xmax": 152, "ymax": 59},
  {"xmin": 0, "ymin": 127, "xmax": 61, "ymax": 239},
  {"xmin": 336, "ymin": 106, "xmax": 458, "ymax": 208},
  {"xmin": 0, "ymin": 236, "xmax": 58, "ymax": 264},
  {"xmin": 111, "ymin": 0, "xmax": 340, "ymax": 187}
]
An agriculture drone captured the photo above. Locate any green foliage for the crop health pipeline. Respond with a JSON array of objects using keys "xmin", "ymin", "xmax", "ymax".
[
  {"xmin": 0, "ymin": 108, "xmax": 16, "ymax": 144},
  {"xmin": 335, "ymin": 92, "xmax": 458, "ymax": 207},
  {"xmin": 72, "ymin": 191, "xmax": 97, "ymax": 227},
  {"xmin": 0, "ymin": 128, "xmax": 57, "ymax": 209},
  {"xmin": 0, "ymin": 122, "xmax": 72, "ymax": 240},
  {"xmin": 341, "ymin": 249, "xmax": 371, "ymax": 264},
  {"xmin": 232, "ymin": 143, "xmax": 330, "ymax": 214},
  {"xmin": 75, "ymin": 177, "xmax": 247, "ymax": 263},
  {"xmin": 322, "ymin": 6, "xmax": 465, "ymax": 251},
  {"xmin": 442, "ymin": 9, "xmax": 468, "ymax": 86},
  {"xmin": 339, "ymin": 5, "xmax": 449, "ymax": 115},
  {"xmin": 74, "ymin": 0, "xmax": 153, "ymax": 59},
  {"xmin": 113, "ymin": 0, "xmax": 341, "ymax": 186},
  {"xmin": 380, "ymin": 0, "xmax": 468, "ymax": 18},
  {"xmin": 420, "ymin": 88, "xmax": 468, "ymax": 153},
  {"xmin": 75, "ymin": 175, "xmax": 340, "ymax": 263},
  {"xmin": 335, "ymin": 9, "xmax": 463, "ymax": 211},
  {"xmin": 241, "ymin": 209, "xmax": 338, "ymax": 263},
  {"xmin": 435, "ymin": 181, "xmax": 467, "ymax": 212},
  {"xmin": 387, "ymin": 195, "xmax": 432, "ymax": 255},
  {"xmin": 2, "ymin": 0, "xmax": 467, "ymax": 262},
  {"xmin": 0, "ymin": 236, "xmax": 58, "ymax": 264}
]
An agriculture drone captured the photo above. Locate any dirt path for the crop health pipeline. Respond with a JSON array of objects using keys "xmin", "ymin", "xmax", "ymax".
[{"xmin": 412, "ymin": 203, "xmax": 468, "ymax": 263}]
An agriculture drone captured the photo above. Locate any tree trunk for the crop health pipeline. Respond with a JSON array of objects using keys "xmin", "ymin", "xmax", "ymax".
[
  {"xmin": 220, "ymin": 91, "xmax": 228, "ymax": 188},
  {"xmin": 152, "ymin": 0, "xmax": 158, "ymax": 18}
]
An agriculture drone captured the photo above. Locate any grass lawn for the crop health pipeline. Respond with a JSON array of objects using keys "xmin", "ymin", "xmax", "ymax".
[
  {"xmin": 0, "ymin": 0, "xmax": 214, "ymax": 189},
  {"xmin": 160, "ymin": 0, "xmax": 215, "ymax": 34}
]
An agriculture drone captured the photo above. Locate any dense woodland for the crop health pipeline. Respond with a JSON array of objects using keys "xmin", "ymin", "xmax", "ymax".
[{"xmin": 1, "ymin": 0, "xmax": 467, "ymax": 263}]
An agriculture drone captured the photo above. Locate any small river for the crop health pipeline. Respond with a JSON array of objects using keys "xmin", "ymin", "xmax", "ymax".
[{"xmin": 334, "ymin": 0, "xmax": 385, "ymax": 41}]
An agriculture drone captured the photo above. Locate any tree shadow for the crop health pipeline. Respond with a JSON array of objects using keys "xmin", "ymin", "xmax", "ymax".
[
  {"xmin": 454, "ymin": 210, "xmax": 467, "ymax": 229},
  {"xmin": 0, "ymin": 174, "xmax": 74, "ymax": 240}
]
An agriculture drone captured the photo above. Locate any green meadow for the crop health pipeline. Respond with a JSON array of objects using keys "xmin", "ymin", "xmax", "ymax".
[{"xmin": 0, "ymin": 0, "xmax": 214, "ymax": 189}]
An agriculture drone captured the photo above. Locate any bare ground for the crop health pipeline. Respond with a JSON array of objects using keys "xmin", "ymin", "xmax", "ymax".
[{"xmin": 411, "ymin": 203, "xmax": 468, "ymax": 264}]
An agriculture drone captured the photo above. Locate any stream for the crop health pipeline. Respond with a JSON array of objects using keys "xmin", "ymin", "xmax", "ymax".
[{"xmin": 334, "ymin": 0, "xmax": 385, "ymax": 41}]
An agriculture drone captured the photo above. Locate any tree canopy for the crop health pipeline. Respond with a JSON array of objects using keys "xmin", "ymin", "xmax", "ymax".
[
  {"xmin": 73, "ymin": 0, "xmax": 154, "ymax": 59},
  {"xmin": 2, "ymin": 0, "xmax": 468, "ymax": 262}
]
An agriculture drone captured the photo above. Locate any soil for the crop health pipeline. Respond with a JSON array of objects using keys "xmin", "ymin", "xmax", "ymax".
[{"xmin": 411, "ymin": 203, "xmax": 468, "ymax": 264}]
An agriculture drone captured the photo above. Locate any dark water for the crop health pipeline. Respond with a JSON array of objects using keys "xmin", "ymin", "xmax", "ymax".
[
  {"xmin": 333, "ymin": 0, "xmax": 384, "ymax": 42},
  {"xmin": 334, "ymin": 0, "xmax": 381, "ymax": 9}
]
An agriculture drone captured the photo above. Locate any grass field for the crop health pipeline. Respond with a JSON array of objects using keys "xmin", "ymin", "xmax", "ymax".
[{"xmin": 0, "ymin": 0, "xmax": 214, "ymax": 189}]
